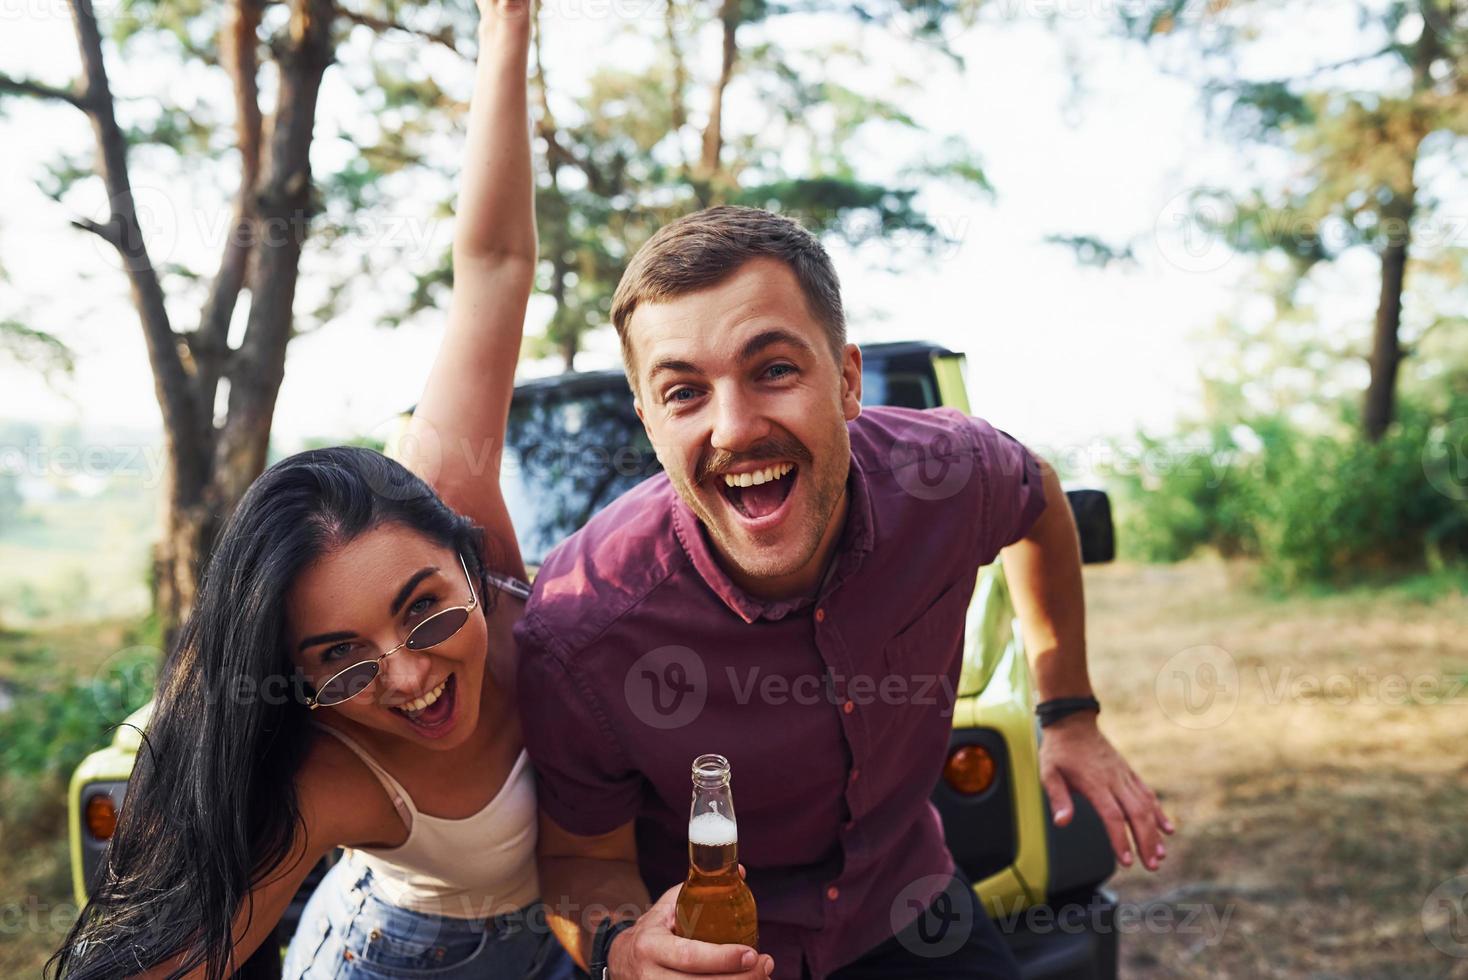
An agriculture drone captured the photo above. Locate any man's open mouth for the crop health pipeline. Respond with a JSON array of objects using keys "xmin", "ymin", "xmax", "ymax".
[
  {"xmin": 717, "ymin": 462, "xmax": 798, "ymax": 523},
  {"xmin": 390, "ymin": 672, "xmax": 457, "ymax": 737}
]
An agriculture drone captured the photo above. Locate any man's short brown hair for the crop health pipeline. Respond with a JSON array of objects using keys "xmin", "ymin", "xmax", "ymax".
[{"xmin": 610, "ymin": 206, "xmax": 846, "ymax": 377}]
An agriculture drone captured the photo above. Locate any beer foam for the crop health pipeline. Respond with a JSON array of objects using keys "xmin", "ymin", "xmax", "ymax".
[{"xmin": 688, "ymin": 812, "xmax": 738, "ymax": 846}]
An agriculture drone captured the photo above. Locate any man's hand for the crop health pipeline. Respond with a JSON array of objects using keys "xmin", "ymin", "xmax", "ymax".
[
  {"xmin": 609, "ymin": 876, "xmax": 774, "ymax": 979},
  {"xmin": 1038, "ymin": 712, "xmax": 1176, "ymax": 871}
]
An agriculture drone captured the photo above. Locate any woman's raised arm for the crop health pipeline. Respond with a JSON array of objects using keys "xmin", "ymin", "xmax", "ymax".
[{"xmin": 397, "ymin": 0, "xmax": 535, "ymax": 578}]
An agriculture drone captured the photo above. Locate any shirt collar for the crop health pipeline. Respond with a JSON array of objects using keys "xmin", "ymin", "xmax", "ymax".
[{"xmin": 671, "ymin": 449, "xmax": 876, "ymax": 623}]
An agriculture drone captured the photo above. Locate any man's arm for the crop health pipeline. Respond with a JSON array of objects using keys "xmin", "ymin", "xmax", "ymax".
[
  {"xmin": 536, "ymin": 814, "xmax": 774, "ymax": 978},
  {"xmin": 999, "ymin": 454, "xmax": 1177, "ymax": 872}
]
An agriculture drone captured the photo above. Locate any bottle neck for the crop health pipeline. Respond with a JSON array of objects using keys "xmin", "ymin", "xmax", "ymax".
[{"xmin": 689, "ymin": 782, "xmax": 739, "ymax": 877}]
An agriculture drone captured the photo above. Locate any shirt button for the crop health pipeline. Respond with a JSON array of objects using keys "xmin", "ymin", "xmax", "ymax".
[
  {"xmin": 844, "ymin": 819, "xmax": 855, "ymax": 831},
  {"xmin": 850, "ymin": 768, "xmax": 861, "ymax": 783},
  {"xmin": 826, "ymin": 886, "xmax": 840, "ymax": 901},
  {"xmin": 815, "ymin": 608, "xmax": 826, "ymax": 623},
  {"xmin": 843, "ymin": 700, "xmax": 854, "ymax": 715}
]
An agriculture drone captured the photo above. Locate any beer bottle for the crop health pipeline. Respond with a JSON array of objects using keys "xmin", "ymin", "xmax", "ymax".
[{"xmin": 673, "ymin": 753, "xmax": 759, "ymax": 947}]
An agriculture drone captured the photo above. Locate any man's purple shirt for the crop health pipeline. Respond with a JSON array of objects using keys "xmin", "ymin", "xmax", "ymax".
[{"xmin": 515, "ymin": 405, "xmax": 1047, "ymax": 979}]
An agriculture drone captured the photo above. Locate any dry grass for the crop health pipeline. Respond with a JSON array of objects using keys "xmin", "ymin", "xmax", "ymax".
[{"xmin": 1087, "ymin": 558, "xmax": 1468, "ymax": 979}]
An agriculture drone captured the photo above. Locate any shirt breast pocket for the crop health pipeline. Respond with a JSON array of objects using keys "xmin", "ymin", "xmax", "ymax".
[{"xmin": 880, "ymin": 579, "xmax": 971, "ymax": 720}]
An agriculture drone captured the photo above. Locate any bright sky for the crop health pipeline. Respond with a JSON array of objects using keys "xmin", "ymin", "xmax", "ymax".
[{"xmin": 1, "ymin": 1, "xmax": 1395, "ymax": 463}]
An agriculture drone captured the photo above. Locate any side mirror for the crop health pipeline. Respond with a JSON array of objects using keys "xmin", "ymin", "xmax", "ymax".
[{"xmin": 1065, "ymin": 489, "xmax": 1115, "ymax": 565}]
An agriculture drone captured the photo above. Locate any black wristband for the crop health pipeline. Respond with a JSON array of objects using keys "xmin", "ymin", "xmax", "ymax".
[
  {"xmin": 589, "ymin": 917, "xmax": 635, "ymax": 980},
  {"xmin": 1036, "ymin": 695, "xmax": 1100, "ymax": 728}
]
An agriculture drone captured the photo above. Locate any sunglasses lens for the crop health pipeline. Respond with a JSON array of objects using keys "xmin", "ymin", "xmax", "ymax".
[
  {"xmin": 316, "ymin": 661, "xmax": 380, "ymax": 706},
  {"xmin": 406, "ymin": 608, "xmax": 469, "ymax": 651}
]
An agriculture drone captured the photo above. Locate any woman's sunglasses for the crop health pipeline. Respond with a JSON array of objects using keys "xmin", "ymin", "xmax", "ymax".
[{"xmin": 305, "ymin": 553, "xmax": 479, "ymax": 710}]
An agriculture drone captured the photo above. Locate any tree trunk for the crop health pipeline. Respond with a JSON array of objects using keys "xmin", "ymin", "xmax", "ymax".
[
  {"xmin": 697, "ymin": 0, "xmax": 740, "ymax": 188},
  {"xmin": 1363, "ymin": 190, "xmax": 1414, "ymax": 442},
  {"xmin": 153, "ymin": 497, "xmax": 215, "ymax": 651},
  {"xmin": 1363, "ymin": 7, "xmax": 1437, "ymax": 443},
  {"xmin": 560, "ymin": 330, "xmax": 577, "ymax": 372}
]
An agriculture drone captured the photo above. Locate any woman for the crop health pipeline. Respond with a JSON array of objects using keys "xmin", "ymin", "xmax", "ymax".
[{"xmin": 48, "ymin": 0, "xmax": 567, "ymax": 977}]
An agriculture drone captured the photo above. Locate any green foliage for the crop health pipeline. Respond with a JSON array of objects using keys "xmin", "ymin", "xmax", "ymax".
[
  {"xmin": 1105, "ymin": 395, "xmax": 1468, "ymax": 589},
  {"xmin": 518, "ymin": 1, "xmax": 994, "ymax": 368},
  {"xmin": 0, "ymin": 319, "xmax": 74, "ymax": 381},
  {"xmin": 0, "ymin": 641, "xmax": 154, "ymax": 830}
]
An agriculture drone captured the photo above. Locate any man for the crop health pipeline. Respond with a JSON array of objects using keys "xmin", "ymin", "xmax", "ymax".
[{"xmin": 516, "ymin": 206, "xmax": 1173, "ymax": 980}]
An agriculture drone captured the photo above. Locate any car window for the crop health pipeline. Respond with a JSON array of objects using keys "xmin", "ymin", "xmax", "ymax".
[
  {"xmin": 502, "ymin": 385, "xmax": 660, "ymax": 566},
  {"xmin": 862, "ymin": 368, "xmax": 938, "ymax": 410}
]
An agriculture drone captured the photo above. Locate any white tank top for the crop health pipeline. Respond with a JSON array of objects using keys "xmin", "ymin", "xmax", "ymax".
[{"xmin": 314, "ymin": 721, "xmax": 541, "ymax": 920}]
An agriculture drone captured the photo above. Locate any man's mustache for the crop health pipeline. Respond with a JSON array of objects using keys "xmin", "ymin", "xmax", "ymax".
[{"xmin": 695, "ymin": 434, "xmax": 813, "ymax": 485}]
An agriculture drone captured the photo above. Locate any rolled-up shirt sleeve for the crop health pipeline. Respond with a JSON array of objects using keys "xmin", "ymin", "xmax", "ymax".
[
  {"xmin": 514, "ymin": 613, "xmax": 645, "ymax": 837},
  {"xmin": 967, "ymin": 416, "xmax": 1048, "ymax": 563}
]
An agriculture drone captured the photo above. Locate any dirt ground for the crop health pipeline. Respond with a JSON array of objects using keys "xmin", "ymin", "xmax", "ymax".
[{"xmin": 1085, "ymin": 559, "xmax": 1468, "ymax": 979}]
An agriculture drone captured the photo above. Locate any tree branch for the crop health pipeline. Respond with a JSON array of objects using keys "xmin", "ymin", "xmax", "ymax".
[
  {"xmin": 214, "ymin": 0, "xmax": 336, "ymax": 504},
  {"xmin": 338, "ymin": 7, "xmax": 467, "ymax": 58},
  {"xmin": 195, "ymin": 0, "xmax": 265, "ymax": 421},
  {"xmin": 65, "ymin": 0, "xmax": 199, "ymax": 462},
  {"xmin": 0, "ymin": 72, "xmax": 88, "ymax": 109},
  {"xmin": 69, "ymin": 216, "xmax": 120, "ymax": 246}
]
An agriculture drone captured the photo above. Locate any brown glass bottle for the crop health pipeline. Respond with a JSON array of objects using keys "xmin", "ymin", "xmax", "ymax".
[{"xmin": 673, "ymin": 754, "xmax": 759, "ymax": 947}]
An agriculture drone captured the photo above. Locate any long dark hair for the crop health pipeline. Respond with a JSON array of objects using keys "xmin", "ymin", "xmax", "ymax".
[{"xmin": 49, "ymin": 447, "xmax": 495, "ymax": 980}]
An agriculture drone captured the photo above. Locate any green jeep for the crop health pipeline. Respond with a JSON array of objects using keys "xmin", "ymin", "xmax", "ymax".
[{"xmin": 71, "ymin": 341, "xmax": 1121, "ymax": 978}]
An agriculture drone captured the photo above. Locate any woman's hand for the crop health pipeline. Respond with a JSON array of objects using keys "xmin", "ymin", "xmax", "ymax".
[{"xmin": 477, "ymin": 0, "xmax": 533, "ymax": 24}]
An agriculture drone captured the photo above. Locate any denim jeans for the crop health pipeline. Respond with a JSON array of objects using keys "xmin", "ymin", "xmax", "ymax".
[{"xmin": 283, "ymin": 858, "xmax": 578, "ymax": 980}]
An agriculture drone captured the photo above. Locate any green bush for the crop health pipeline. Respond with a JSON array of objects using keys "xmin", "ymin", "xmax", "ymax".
[
  {"xmin": 0, "ymin": 647, "xmax": 155, "ymax": 821},
  {"xmin": 1104, "ymin": 396, "xmax": 1468, "ymax": 589}
]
